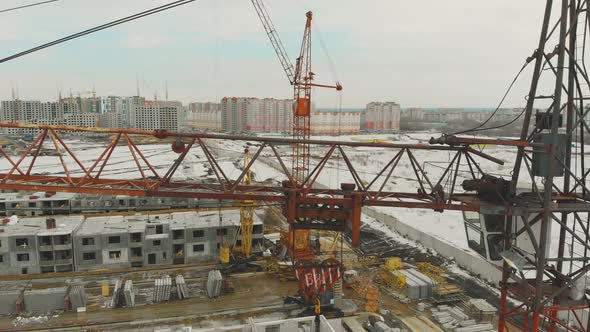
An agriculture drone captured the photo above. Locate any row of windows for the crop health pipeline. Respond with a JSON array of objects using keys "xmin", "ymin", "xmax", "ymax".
[{"xmin": 3, "ymin": 226, "xmax": 256, "ymax": 250}]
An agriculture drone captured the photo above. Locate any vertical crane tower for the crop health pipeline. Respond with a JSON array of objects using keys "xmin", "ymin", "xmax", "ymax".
[{"xmin": 250, "ymin": 1, "xmax": 342, "ymax": 184}]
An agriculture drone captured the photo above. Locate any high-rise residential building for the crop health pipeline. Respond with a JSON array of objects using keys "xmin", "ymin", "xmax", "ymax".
[
  {"xmin": 65, "ymin": 113, "xmax": 99, "ymax": 127},
  {"xmin": 362, "ymin": 102, "xmax": 401, "ymax": 132},
  {"xmin": 99, "ymin": 112, "xmax": 123, "ymax": 129},
  {"xmin": 221, "ymin": 97, "xmax": 250, "ymax": 132},
  {"xmin": 186, "ymin": 102, "xmax": 222, "ymax": 131},
  {"xmin": 0, "ymin": 100, "xmax": 78, "ymax": 123},
  {"xmin": 0, "ymin": 100, "xmax": 79, "ymax": 134},
  {"xmin": 74, "ymin": 97, "xmax": 101, "ymax": 113},
  {"xmin": 221, "ymin": 97, "xmax": 293, "ymax": 133},
  {"xmin": 128, "ymin": 102, "xmax": 184, "ymax": 131},
  {"xmin": 99, "ymin": 96, "xmax": 144, "ymax": 128}
]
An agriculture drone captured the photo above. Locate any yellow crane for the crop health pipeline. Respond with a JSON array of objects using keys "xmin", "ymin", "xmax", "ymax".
[{"xmin": 233, "ymin": 147, "xmax": 255, "ymax": 258}]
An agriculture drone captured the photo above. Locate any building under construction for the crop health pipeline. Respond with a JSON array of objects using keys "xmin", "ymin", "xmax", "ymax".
[
  {"xmin": 2, "ymin": 0, "xmax": 590, "ymax": 331},
  {"xmin": 0, "ymin": 210, "xmax": 264, "ymax": 275}
]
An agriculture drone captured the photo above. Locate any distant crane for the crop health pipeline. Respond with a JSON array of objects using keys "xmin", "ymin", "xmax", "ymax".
[
  {"xmin": 250, "ymin": 0, "xmax": 341, "ymax": 184},
  {"xmin": 233, "ymin": 147, "xmax": 255, "ymax": 258}
]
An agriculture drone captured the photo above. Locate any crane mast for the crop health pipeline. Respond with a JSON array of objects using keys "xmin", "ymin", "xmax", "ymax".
[
  {"xmin": 292, "ymin": 12, "xmax": 313, "ymax": 184},
  {"xmin": 250, "ymin": 2, "xmax": 341, "ymax": 185},
  {"xmin": 235, "ymin": 147, "xmax": 255, "ymax": 258}
]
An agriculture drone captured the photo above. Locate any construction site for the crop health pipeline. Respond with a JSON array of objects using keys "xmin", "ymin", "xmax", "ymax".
[{"xmin": 1, "ymin": 0, "xmax": 590, "ymax": 331}]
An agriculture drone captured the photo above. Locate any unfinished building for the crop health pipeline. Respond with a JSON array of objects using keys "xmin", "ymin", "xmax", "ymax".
[
  {"xmin": 0, "ymin": 216, "xmax": 85, "ymax": 275},
  {"xmin": 0, "ymin": 191, "xmax": 221, "ymax": 217},
  {"xmin": 0, "ymin": 210, "xmax": 264, "ymax": 275}
]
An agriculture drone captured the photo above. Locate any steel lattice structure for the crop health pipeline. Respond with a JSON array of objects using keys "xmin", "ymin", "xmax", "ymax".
[
  {"xmin": 0, "ymin": 122, "xmax": 514, "ymax": 247},
  {"xmin": 440, "ymin": 0, "xmax": 590, "ymax": 330},
  {"xmin": 0, "ymin": 1, "xmax": 590, "ymax": 330}
]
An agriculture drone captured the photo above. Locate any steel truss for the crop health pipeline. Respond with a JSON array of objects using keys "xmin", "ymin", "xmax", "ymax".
[{"xmin": 0, "ymin": 122, "xmax": 523, "ymax": 246}]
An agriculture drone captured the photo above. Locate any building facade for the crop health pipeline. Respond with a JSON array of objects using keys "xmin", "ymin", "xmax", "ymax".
[
  {"xmin": 187, "ymin": 102, "xmax": 222, "ymax": 132},
  {"xmin": 128, "ymin": 102, "xmax": 184, "ymax": 131},
  {"xmin": 0, "ymin": 100, "xmax": 79, "ymax": 134},
  {"xmin": 310, "ymin": 110, "xmax": 361, "ymax": 135},
  {"xmin": 99, "ymin": 112, "xmax": 123, "ymax": 129},
  {"xmin": 362, "ymin": 102, "xmax": 401, "ymax": 132},
  {"xmin": 0, "ymin": 210, "xmax": 264, "ymax": 275},
  {"xmin": 221, "ymin": 97, "xmax": 293, "ymax": 133}
]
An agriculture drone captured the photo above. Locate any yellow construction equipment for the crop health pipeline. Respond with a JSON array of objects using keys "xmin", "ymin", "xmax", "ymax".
[
  {"xmin": 233, "ymin": 147, "xmax": 255, "ymax": 258},
  {"xmin": 220, "ymin": 240, "xmax": 230, "ymax": 264},
  {"xmin": 384, "ymin": 257, "xmax": 403, "ymax": 271},
  {"xmin": 379, "ymin": 269, "xmax": 407, "ymax": 290},
  {"xmin": 416, "ymin": 262, "xmax": 445, "ymax": 283}
]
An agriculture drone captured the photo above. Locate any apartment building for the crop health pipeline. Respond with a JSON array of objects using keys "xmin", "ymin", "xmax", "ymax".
[
  {"xmin": 0, "ymin": 100, "xmax": 79, "ymax": 134},
  {"xmin": 310, "ymin": 110, "xmax": 361, "ymax": 135},
  {"xmin": 221, "ymin": 97, "xmax": 293, "ymax": 133},
  {"xmin": 186, "ymin": 102, "xmax": 222, "ymax": 131},
  {"xmin": 99, "ymin": 112, "xmax": 123, "ymax": 128},
  {"xmin": 128, "ymin": 102, "xmax": 184, "ymax": 131},
  {"xmin": 363, "ymin": 102, "xmax": 401, "ymax": 132},
  {"xmin": 65, "ymin": 113, "xmax": 99, "ymax": 127},
  {"xmin": 0, "ymin": 191, "xmax": 213, "ymax": 217},
  {"xmin": 0, "ymin": 210, "xmax": 264, "ymax": 275}
]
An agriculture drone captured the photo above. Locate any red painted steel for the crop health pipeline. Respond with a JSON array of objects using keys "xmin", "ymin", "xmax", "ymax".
[{"xmin": 0, "ymin": 122, "xmax": 534, "ymax": 248}]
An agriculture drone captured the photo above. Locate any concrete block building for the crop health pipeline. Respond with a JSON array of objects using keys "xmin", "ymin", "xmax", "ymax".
[
  {"xmin": 2, "ymin": 210, "xmax": 267, "ymax": 276},
  {"xmin": 0, "ymin": 191, "xmax": 210, "ymax": 217},
  {"xmin": 0, "ymin": 210, "xmax": 264, "ymax": 275},
  {"xmin": 0, "ymin": 216, "xmax": 85, "ymax": 275},
  {"xmin": 72, "ymin": 211, "xmax": 264, "ymax": 272}
]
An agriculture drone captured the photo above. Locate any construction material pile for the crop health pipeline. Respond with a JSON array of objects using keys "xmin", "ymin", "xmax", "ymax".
[
  {"xmin": 123, "ymin": 280, "xmax": 135, "ymax": 307},
  {"xmin": 379, "ymin": 258, "xmax": 438, "ymax": 300},
  {"xmin": 207, "ymin": 270, "xmax": 223, "ymax": 298},
  {"xmin": 68, "ymin": 283, "xmax": 87, "ymax": 311},
  {"xmin": 175, "ymin": 275, "xmax": 190, "ymax": 300},
  {"xmin": 110, "ymin": 280, "xmax": 123, "ymax": 308},
  {"xmin": 154, "ymin": 275, "xmax": 172, "ymax": 303},
  {"xmin": 467, "ymin": 299, "xmax": 497, "ymax": 322},
  {"xmin": 431, "ymin": 305, "xmax": 494, "ymax": 332}
]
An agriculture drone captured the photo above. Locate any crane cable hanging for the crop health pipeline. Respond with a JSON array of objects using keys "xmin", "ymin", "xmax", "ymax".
[
  {"xmin": 0, "ymin": 0, "xmax": 196, "ymax": 64},
  {"xmin": 447, "ymin": 59, "xmax": 532, "ymax": 136}
]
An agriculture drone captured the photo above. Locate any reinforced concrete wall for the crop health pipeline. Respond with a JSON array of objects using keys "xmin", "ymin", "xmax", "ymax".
[
  {"xmin": 0, "ymin": 290, "xmax": 21, "ymax": 315},
  {"xmin": 23, "ymin": 287, "xmax": 67, "ymax": 312},
  {"xmin": 363, "ymin": 207, "xmax": 502, "ymax": 284}
]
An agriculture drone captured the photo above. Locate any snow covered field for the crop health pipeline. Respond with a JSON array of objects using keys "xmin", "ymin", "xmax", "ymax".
[{"xmin": 1, "ymin": 132, "xmax": 588, "ymax": 261}]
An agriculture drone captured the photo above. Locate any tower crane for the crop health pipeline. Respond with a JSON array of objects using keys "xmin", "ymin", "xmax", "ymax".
[
  {"xmin": 251, "ymin": 0, "xmax": 342, "ymax": 262},
  {"xmin": 250, "ymin": 0, "xmax": 342, "ymax": 184}
]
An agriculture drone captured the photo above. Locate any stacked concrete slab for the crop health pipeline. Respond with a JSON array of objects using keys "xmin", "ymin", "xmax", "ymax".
[
  {"xmin": 23, "ymin": 287, "xmax": 67, "ymax": 313},
  {"xmin": 123, "ymin": 280, "xmax": 135, "ymax": 307},
  {"xmin": 431, "ymin": 305, "xmax": 494, "ymax": 332},
  {"xmin": 68, "ymin": 283, "xmax": 86, "ymax": 311},
  {"xmin": 467, "ymin": 298, "xmax": 497, "ymax": 322},
  {"xmin": 176, "ymin": 275, "xmax": 189, "ymax": 300},
  {"xmin": 206, "ymin": 270, "xmax": 223, "ymax": 298},
  {"xmin": 398, "ymin": 268, "xmax": 437, "ymax": 300},
  {"xmin": 154, "ymin": 275, "xmax": 172, "ymax": 303},
  {"xmin": 110, "ymin": 279, "xmax": 124, "ymax": 308}
]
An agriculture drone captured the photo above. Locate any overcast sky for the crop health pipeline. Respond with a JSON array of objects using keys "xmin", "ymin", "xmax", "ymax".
[{"xmin": 0, "ymin": 0, "xmax": 556, "ymax": 108}]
